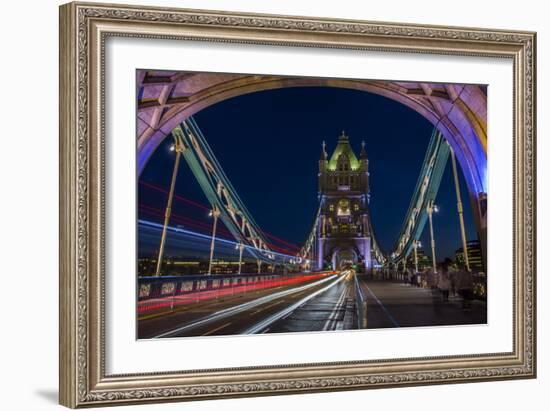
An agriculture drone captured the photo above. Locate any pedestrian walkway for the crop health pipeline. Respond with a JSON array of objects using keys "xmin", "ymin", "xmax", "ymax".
[{"xmin": 360, "ymin": 279, "xmax": 487, "ymax": 329}]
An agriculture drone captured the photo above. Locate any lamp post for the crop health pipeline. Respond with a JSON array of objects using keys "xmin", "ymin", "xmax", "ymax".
[
  {"xmin": 154, "ymin": 133, "xmax": 185, "ymax": 277},
  {"xmin": 413, "ymin": 240, "xmax": 421, "ymax": 273},
  {"xmin": 390, "ymin": 252, "xmax": 396, "ymax": 280},
  {"xmin": 236, "ymin": 242, "xmax": 244, "ymax": 274},
  {"xmin": 426, "ymin": 200, "xmax": 438, "ymax": 274},
  {"xmin": 207, "ymin": 206, "xmax": 220, "ymax": 275},
  {"xmin": 450, "ymin": 147, "xmax": 470, "ymax": 271},
  {"xmin": 313, "ymin": 230, "xmax": 317, "ymax": 270}
]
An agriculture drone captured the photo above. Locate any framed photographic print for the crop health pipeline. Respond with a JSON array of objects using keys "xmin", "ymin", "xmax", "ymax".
[{"xmin": 59, "ymin": 1, "xmax": 537, "ymax": 407}]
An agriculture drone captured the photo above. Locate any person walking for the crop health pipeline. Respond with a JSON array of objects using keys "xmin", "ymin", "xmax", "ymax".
[
  {"xmin": 438, "ymin": 272, "xmax": 450, "ymax": 302},
  {"xmin": 450, "ymin": 270, "xmax": 457, "ymax": 297},
  {"xmin": 457, "ymin": 270, "xmax": 474, "ymax": 309}
]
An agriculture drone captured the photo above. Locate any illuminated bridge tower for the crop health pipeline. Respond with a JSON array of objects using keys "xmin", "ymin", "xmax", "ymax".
[{"xmin": 317, "ymin": 131, "xmax": 372, "ymax": 271}]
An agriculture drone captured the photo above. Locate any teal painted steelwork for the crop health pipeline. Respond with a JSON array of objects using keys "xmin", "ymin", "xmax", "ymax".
[
  {"xmin": 368, "ymin": 217, "xmax": 386, "ymax": 265},
  {"xmin": 389, "ymin": 129, "xmax": 450, "ymax": 265},
  {"xmin": 173, "ymin": 118, "xmax": 275, "ymax": 263},
  {"xmin": 171, "ymin": 118, "xmax": 446, "ymax": 269}
]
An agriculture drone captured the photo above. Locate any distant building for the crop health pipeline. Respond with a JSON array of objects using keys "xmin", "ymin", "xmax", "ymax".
[
  {"xmin": 207, "ymin": 260, "xmax": 243, "ymax": 275},
  {"xmin": 138, "ymin": 257, "xmax": 157, "ymax": 276},
  {"xmin": 316, "ymin": 131, "xmax": 373, "ymax": 271},
  {"xmin": 168, "ymin": 259, "xmax": 201, "ymax": 275},
  {"xmin": 455, "ymin": 240, "xmax": 485, "ymax": 272},
  {"xmin": 406, "ymin": 248, "xmax": 432, "ymax": 271},
  {"xmin": 137, "ymin": 257, "xmax": 278, "ymax": 276}
]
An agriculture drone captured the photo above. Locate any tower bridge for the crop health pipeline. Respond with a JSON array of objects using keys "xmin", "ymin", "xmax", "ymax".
[
  {"xmin": 317, "ymin": 131, "xmax": 372, "ymax": 271},
  {"xmin": 138, "ymin": 116, "xmax": 487, "ymax": 338}
]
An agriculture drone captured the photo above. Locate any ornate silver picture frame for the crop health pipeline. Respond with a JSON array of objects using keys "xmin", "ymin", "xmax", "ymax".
[{"xmin": 59, "ymin": 1, "xmax": 536, "ymax": 407}]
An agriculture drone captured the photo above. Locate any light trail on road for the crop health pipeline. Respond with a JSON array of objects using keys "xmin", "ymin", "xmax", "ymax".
[
  {"xmin": 152, "ymin": 274, "xmax": 338, "ymax": 338},
  {"xmin": 242, "ymin": 273, "xmax": 348, "ymax": 334},
  {"xmin": 322, "ymin": 285, "xmax": 348, "ymax": 331}
]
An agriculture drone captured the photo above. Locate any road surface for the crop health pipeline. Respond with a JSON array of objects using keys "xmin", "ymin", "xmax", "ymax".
[
  {"xmin": 138, "ymin": 272, "xmax": 487, "ymax": 339},
  {"xmin": 138, "ymin": 272, "xmax": 353, "ymax": 338}
]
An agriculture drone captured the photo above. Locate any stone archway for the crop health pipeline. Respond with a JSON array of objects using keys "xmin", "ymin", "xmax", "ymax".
[
  {"xmin": 137, "ymin": 71, "xmax": 488, "ymax": 245},
  {"xmin": 331, "ymin": 248, "xmax": 359, "ymax": 271}
]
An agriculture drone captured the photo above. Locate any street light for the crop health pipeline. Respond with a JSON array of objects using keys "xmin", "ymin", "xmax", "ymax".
[
  {"xmin": 426, "ymin": 200, "xmax": 438, "ymax": 273},
  {"xmin": 450, "ymin": 146, "xmax": 470, "ymax": 271},
  {"xmin": 413, "ymin": 239, "xmax": 419, "ymax": 273},
  {"xmin": 207, "ymin": 206, "xmax": 221, "ymax": 275},
  {"xmin": 154, "ymin": 131, "xmax": 185, "ymax": 277},
  {"xmin": 236, "ymin": 242, "xmax": 245, "ymax": 274}
]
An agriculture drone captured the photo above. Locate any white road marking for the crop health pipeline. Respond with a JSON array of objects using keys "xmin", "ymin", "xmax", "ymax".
[
  {"xmin": 243, "ymin": 274, "xmax": 348, "ymax": 334},
  {"xmin": 322, "ymin": 286, "xmax": 348, "ymax": 331},
  {"xmin": 202, "ymin": 321, "xmax": 232, "ymax": 336},
  {"xmin": 363, "ymin": 282, "xmax": 400, "ymax": 327},
  {"xmin": 251, "ymin": 300, "xmax": 284, "ymax": 315}
]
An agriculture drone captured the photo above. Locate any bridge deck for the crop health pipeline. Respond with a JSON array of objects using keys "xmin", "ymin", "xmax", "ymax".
[
  {"xmin": 263, "ymin": 273, "xmax": 355, "ymax": 334},
  {"xmin": 138, "ymin": 274, "xmax": 343, "ymax": 338},
  {"xmin": 359, "ymin": 278, "xmax": 487, "ymax": 329},
  {"xmin": 138, "ymin": 273, "xmax": 487, "ymax": 338}
]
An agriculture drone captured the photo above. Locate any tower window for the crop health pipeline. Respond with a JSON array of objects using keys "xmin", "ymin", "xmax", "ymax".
[{"xmin": 337, "ymin": 199, "xmax": 350, "ymax": 216}]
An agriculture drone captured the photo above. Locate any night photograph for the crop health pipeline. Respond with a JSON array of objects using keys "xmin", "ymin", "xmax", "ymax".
[{"xmin": 135, "ymin": 71, "xmax": 488, "ymax": 338}]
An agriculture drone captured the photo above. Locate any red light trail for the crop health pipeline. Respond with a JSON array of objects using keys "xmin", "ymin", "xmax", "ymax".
[
  {"xmin": 137, "ymin": 272, "xmax": 330, "ymax": 315},
  {"xmin": 139, "ymin": 204, "xmax": 298, "ymax": 254},
  {"xmin": 139, "ymin": 181, "xmax": 301, "ymax": 253}
]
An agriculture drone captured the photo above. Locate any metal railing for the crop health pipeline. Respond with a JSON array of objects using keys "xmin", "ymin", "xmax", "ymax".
[
  {"xmin": 354, "ymin": 273, "xmax": 368, "ymax": 329},
  {"xmin": 137, "ymin": 272, "xmax": 332, "ymax": 316}
]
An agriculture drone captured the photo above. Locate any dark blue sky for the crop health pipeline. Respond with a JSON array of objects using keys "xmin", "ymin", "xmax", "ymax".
[{"xmin": 139, "ymin": 86, "xmax": 477, "ymax": 261}]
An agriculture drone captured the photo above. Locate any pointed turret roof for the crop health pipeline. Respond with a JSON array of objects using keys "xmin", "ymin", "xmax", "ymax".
[
  {"xmin": 327, "ymin": 131, "xmax": 359, "ymax": 170},
  {"xmin": 320, "ymin": 140, "xmax": 328, "ymax": 160},
  {"xmin": 360, "ymin": 140, "xmax": 368, "ymax": 160}
]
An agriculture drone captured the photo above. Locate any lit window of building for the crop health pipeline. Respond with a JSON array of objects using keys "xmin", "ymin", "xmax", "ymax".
[
  {"xmin": 317, "ymin": 131, "xmax": 372, "ymax": 269},
  {"xmin": 455, "ymin": 240, "xmax": 485, "ymax": 272},
  {"xmin": 337, "ymin": 199, "xmax": 350, "ymax": 216}
]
